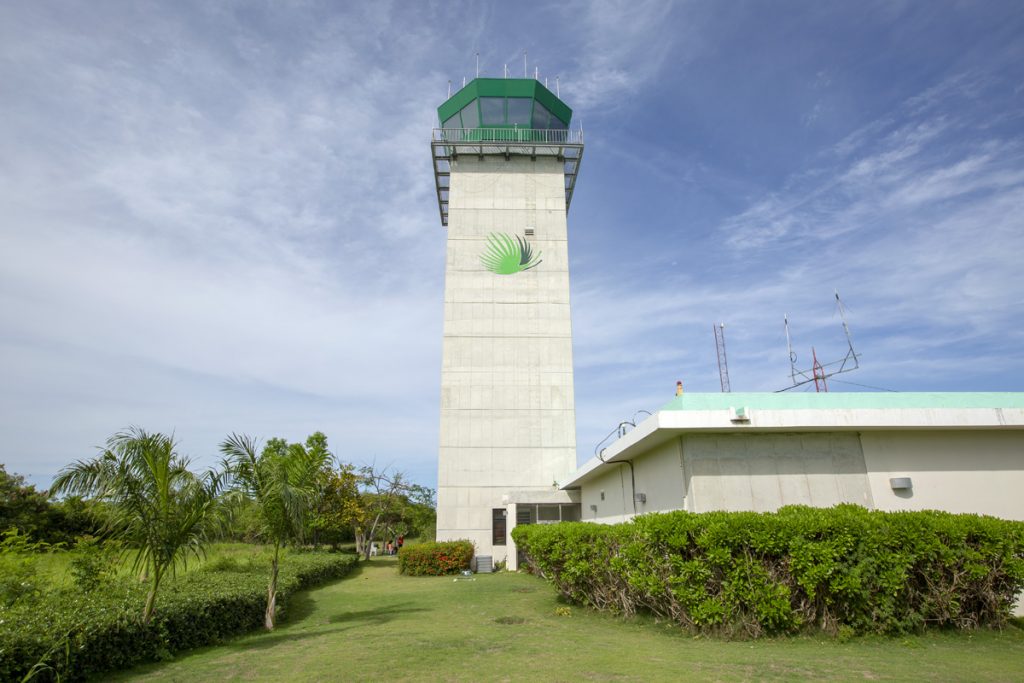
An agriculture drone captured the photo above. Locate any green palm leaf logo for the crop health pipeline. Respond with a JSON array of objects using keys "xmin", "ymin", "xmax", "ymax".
[{"xmin": 480, "ymin": 232, "xmax": 543, "ymax": 275}]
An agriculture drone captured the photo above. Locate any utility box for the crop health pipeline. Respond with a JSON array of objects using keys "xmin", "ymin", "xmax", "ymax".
[{"xmin": 473, "ymin": 555, "xmax": 493, "ymax": 573}]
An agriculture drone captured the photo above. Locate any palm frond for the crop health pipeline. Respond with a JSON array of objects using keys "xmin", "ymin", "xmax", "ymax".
[{"xmin": 480, "ymin": 232, "xmax": 542, "ymax": 274}]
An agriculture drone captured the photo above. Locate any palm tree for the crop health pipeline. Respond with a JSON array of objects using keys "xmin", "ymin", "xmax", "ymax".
[
  {"xmin": 50, "ymin": 427, "xmax": 224, "ymax": 624},
  {"xmin": 219, "ymin": 433, "xmax": 331, "ymax": 630}
]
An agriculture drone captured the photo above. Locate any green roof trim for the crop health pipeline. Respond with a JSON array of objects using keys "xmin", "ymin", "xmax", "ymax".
[
  {"xmin": 661, "ymin": 392, "xmax": 1024, "ymax": 411},
  {"xmin": 437, "ymin": 78, "xmax": 572, "ymax": 128}
]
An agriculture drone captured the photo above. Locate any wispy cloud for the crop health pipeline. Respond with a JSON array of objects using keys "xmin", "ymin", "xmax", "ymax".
[
  {"xmin": 558, "ymin": 0, "xmax": 683, "ymax": 113},
  {"xmin": 0, "ymin": 2, "xmax": 453, "ymax": 481},
  {"xmin": 569, "ymin": 67, "xmax": 1024, "ymax": 446},
  {"xmin": 1, "ymin": 2, "xmax": 1022, "ymax": 483}
]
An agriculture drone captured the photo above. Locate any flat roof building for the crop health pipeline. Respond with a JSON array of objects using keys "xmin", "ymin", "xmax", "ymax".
[{"xmin": 560, "ymin": 392, "xmax": 1024, "ymax": 531}]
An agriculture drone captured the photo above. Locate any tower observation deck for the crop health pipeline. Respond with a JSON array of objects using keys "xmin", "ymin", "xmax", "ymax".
[
  {"xmin": 433, "ymin": 78, "xmax": 584, "ymax": 567},
  {"xmin": 431, "ymin": 78, "xmax": 584, "ymax": 226}
]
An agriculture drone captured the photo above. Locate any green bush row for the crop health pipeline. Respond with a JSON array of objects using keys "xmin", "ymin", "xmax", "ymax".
[
  {"xmin": 0, "ymin": 551, "xmax": 357, "ymax": 681},
  {"xmin": 512, "ymin": 505, "xmax": 1024, "ymax": 637},
  {"xmin": 398, "ymin": 540, "xmax": 473, "ymax": 576}
]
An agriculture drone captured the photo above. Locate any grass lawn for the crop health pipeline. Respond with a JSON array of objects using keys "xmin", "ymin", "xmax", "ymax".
[
  {"xmin": 28, "ymin": 542, "xmax": 279, "ymax": 588},
  {"xmin": 108, "ymin": 556, "xmax": 1024, "ymax": 683}
]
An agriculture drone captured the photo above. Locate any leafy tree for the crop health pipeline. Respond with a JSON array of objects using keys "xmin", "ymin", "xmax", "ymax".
[
  {"xmin": 308, "ymin": 463, "xmax": 363, "ymax": 548},
  {"xmin": 50, "ymin": 427, "xmax": 225, "ymax": 624},
  {"xmin": 220, "ymin": 432, "xmax": 332, "ymax": 630},
  {"xmin": 0, "ymin": 465, "xmax": 50, "ymax": 539},
  {"xmin": 355, "ymin": 466, "xmax": 435, "ymax": 559}
]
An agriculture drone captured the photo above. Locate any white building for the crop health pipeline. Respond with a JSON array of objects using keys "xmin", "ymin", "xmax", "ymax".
[
  {"xmin": 545, "ymin": 392, "xmax": 1024, "ymax": 610},
  {"xmin": 559, "ymin": 392, "xmax": 1024, "ymax": 527}
]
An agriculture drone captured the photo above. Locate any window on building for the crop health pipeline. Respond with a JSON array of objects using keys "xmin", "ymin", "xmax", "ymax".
[
  {"xmin": 507, "ymin": 98, "xmax": 532, "ymax": 125},
  {"xmin": 516, "ymin": 506, "xmax": 533, "ymax": 525},
  {"xmin": 459, "ymin": 101, "xmax": 479, "ymax": 129},
  {"xmin": 538, "ymin": 504, "xmax": 561, "ymax": 523},
  {"xmin": 561, "ymin": 504, "xmax": 581, "ymax": 522},
  {"xmin": 512, "ymin": 503, "xmax": 582, "ymax": 526},
  {"xmin": 532, "ymin": 102, "xmax": 552, "ymax": 129},
  {"xmin": 442, "ymin": 114, "xmax": 461, "ymax": 129},
  {"xmin": 479, "ymin": 97, "xmax": 505, "ymax": 125},
  {"xmin": 492, "ymin": 508, "xmax": 507, "ymax": 545}
]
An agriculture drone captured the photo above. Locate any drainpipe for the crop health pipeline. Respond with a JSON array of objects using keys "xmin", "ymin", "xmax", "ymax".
[{"xmin": 596, "ymin": 420, "xmax": 639, "ymax": 517}]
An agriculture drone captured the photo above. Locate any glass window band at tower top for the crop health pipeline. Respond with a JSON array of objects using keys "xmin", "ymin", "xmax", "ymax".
[{"xmin": 438, "ymin": 78, "xmax": 571, "ymax": 132}]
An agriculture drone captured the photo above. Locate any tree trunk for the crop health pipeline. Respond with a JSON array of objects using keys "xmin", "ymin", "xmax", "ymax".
[
  {"xmin": 142, "ymin": 565, "xmax": 162, "ymax": 624},
  {"xmin": 363, "ymin": 513, "xmax": 383, "ymax": 560},
  {"xmin": 265, "ymin": 542, "xmax": 280, "ymax": 630}
]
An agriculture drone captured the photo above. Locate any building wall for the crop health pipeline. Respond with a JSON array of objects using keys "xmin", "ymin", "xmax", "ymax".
[
  {"xmin": 581, "ymin": 438, "xmax": 685, "ymax": 523},
  {"xmin": 684, "ymin": 433, "xmax": 874, "ymax": 513},
  {"xmin": 436, "ymin": 155, "xmax": 578, "ymax": 559},
  {"xmin": 576, "ymin": 429, "xmax": 1024, "ymax": 522},
  {"xmin": 860, "ymin": 430, "xmax": 1024, "ymax": 521}
]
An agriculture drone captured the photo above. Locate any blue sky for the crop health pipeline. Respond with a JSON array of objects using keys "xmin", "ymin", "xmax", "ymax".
[{"xmin": 2, "ymin": 1, "xmax": 1022, "ymax": 489}]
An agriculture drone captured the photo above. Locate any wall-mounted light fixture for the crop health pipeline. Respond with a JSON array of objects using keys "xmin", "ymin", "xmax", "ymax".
[{"xmin": 890, "ymin": 477, "xmax": 912, "ymax": 490}]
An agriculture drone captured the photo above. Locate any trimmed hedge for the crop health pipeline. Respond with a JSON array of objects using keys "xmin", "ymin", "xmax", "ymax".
[
  {"xmin": 0, "ymin": 551, "xmax": 357, "ymax": 681},
  {"xmin": 512, "ymin": 505, "xmax": 1024, "ymax": 637},
  {"xmin": 398, "ymin": 540, "xmax": 474, "ymax": 576}
]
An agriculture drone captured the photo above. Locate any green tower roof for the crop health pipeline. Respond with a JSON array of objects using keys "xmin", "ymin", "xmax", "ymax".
[
  {"xmin": 437, "ymin": 78, "xmax": 572, "ymax": 131},
  {"xmin": 430, "ymin": 78, "xmax": 583, "ymax": 227}
]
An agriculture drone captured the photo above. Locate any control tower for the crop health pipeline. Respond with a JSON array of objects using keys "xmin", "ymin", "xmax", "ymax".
[{"xmin": 431, "ymin": 79, "xmax": 584, "ymax": 566}]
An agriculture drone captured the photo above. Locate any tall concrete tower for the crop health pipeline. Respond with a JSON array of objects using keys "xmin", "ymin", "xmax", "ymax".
[{"xmin": 431, "ymin": 79, "xmax": 584, "ymax": 566}]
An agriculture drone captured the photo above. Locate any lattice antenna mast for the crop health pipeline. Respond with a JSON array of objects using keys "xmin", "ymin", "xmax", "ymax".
[
  {"xmin": 835, "ymin": 290, "xmax": 860, "ymax": 374},
  {"xmin": 778, "ymin": 291, "xmax": 862, "ymax": 392},
  {"xmin": 713, "ymin": 323, "xmax": 732, "ymax": 393}
]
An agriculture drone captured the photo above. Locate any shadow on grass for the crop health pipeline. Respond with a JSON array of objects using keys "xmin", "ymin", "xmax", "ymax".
[
  {"xmin": 228, "ymin": 603, "xmax": 431, "ymax": 652},
  {"xmin": 326, "ymin": 603, "xmax": 429, "ymax": 626}
]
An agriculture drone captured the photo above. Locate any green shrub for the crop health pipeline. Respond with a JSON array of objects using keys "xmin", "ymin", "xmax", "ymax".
[
  {"xmin": 0, "ymin": 551, "xmax": 357, "ymax": 681},
  {"xmin": 512, "ymin": 505, "xmax": 1024, "ymax": 638},
  {"xmin": 398, "ymin": 540, "xmax": 474, "ymax": 576},
  {"xmin": 68, "ymin": 536, "xmax": 121, "ymax": 592},
  {"xmin": 0, "ymin": 528, "xmax": 61, "ymax": 608}
]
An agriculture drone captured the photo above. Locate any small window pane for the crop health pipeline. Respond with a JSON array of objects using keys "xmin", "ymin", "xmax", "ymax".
[
  {"xmin": 532, "ymin": 102, "xmax": 552, "ymax": 129},
  {"xmin": 538, "ymin": 504, "xmax": 560, "ymax": 522},
  {"xmin": 442, "ymin": 114, "xmax": 461, "ymax": 129},
  {"xmin": 492, "ymin": 508, "xmax": 507, "ymax": 545},
  {"xmin": 516, "ymin": 507, "xmax": 533, "ymax": 525},
  {"xmin": 561, "ymin": 504, "xmax": 581, "ymax": 522},
  {"xmin": 549, "ymin": 114, "xmax": 568, "ymax": 130},
  {"xmin": 507, "ymin": 98, "xmax": 532, "ymax": 125},
  {"xmin": 480, "ymin": 97, "xmax": 505, "ymax": 125},
  {"xmin": 460, "ymin": 101, "xmax": 479, "ymax": 129}
]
